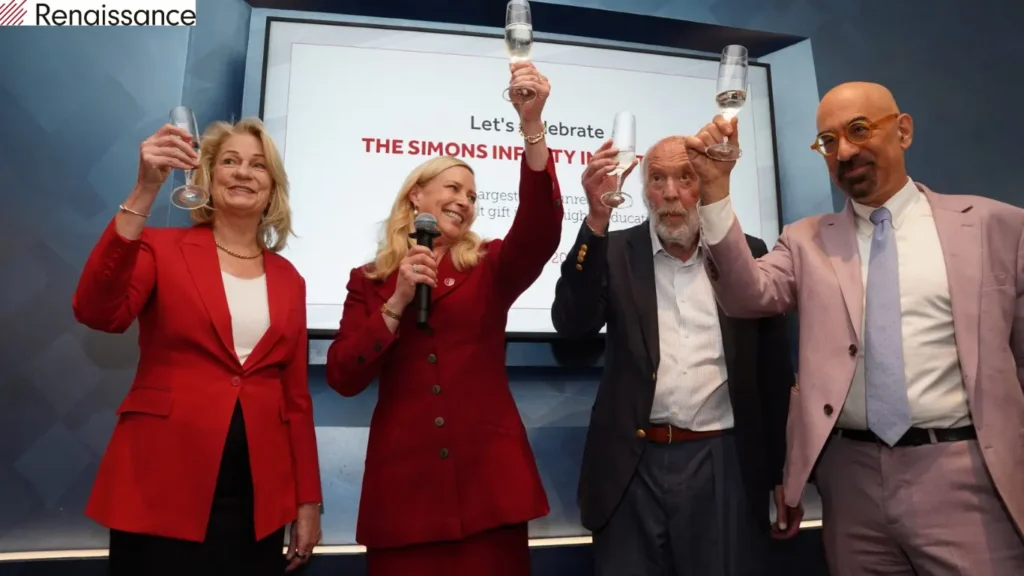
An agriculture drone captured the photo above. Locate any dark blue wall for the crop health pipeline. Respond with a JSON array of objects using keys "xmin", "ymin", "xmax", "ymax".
[{"xmin": 0, "ymin": 0, "xmax": 1021, "ymax": 556}]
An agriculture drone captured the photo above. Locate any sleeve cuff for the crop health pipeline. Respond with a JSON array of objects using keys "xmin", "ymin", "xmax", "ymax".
[{"xmin": 697, "ymin": 196, "xmax": 736, "ymax": 245}]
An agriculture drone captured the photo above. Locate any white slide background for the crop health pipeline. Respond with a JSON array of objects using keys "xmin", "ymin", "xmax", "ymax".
[{"xmin": 260, "ymin": 21, "xmax": 780, "ymax": 333}]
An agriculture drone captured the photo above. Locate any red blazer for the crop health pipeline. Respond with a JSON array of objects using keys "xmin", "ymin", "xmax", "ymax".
[
  {"xmin": 72, "ymin": 220, "xmax": 322, "ymax": 543},
  {"xmin": 325, "ymin": 156, "xmax": 564, "ymax": 549}
]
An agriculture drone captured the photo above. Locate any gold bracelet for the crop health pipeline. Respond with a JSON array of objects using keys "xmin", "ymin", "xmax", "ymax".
[
  {"xmin": 119, "ymin": 204, "xmax": 150, "ymax": 218},
  {"xmin": 518, "ymin": 123, "xmax": 546, "ymax": 145},
  {"xmin": 380, "ymin": 303, "xmax": 401, "ymax": 320}
]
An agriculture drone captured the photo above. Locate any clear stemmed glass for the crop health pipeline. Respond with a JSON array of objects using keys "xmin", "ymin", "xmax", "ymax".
[
  {"xmin": 502, "ymin": 0, "xmax": 536, "ymax": 104},
  {"xmin": 600, "ymin": 111, "xmax": 636, "ymax": 208},
  {"xmin": 705, "ymin": 45, "xmax": 748, "ymax": 162},
  {"xmin": 168, "ymin": 106, "xmax": 209, "ymax": 210}
]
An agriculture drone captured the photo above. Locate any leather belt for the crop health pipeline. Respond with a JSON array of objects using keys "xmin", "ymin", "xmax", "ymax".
[
  {"xmin": 833, "ymin": 426, "xmax": 976, "ymax": 447},
  {"xmin": 645, "ymin": 424, "xmax": 728, "ymax": 444}
]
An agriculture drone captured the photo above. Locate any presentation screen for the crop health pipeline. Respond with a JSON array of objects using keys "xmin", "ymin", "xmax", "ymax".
[{"xmin": 258, "ymin": 19, "xmax": 781, "ymax": 335}]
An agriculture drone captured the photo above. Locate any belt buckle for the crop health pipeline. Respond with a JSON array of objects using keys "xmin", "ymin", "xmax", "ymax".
[
  {"xmin": 927, "ymin": 429, "xmax": 938, "ymax": 444},
  {"xmin": 667, "ymin": 426, "xmax": 673, "ymax": 444}
]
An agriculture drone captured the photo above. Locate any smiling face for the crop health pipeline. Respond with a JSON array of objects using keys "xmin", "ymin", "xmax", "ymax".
[
  {"xmin": 408, "ymin": 165, "xmax": 477, "ymax": 243},
  {"xmin": 209, "ymin": 133, "xmax": 274, "ymax": 217}
]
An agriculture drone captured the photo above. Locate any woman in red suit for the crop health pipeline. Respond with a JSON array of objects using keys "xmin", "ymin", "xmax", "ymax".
[
  {"xmin": 325, "ymin": 62, "xmax": 562, "ymax": 575},
  {"xmin": 73, "ymin": 118, "xmax": 322, "ymax": 575}
]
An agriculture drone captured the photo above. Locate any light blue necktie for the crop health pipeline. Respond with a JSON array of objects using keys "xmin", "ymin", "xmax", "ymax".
[{"xmin": 865, "ymin": 207, "xmax": 912, "ymax": 446}]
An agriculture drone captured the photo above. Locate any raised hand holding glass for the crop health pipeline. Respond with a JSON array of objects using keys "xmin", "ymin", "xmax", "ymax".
[
  {"xmin": 168, "ymin": 106, "xmax": 209, "ymax": 210},
  {"xmin": 502, "ymin": 0, "xmax": 536, "ymax": 104}
]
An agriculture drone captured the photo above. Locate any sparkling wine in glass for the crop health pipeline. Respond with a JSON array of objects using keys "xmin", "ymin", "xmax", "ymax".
[
  {"xmin": 502, "ymin": 0, "xmax": 536, "ymax": 104},
  {"xmin": 168, "ymin": 106, "xmax": 209, "ymax": 210},
  {"xmin": 601, "ymin": 111, "xmax": 636, "ymax": 209},
  {"xmin": 706, "ymin": 45, "xmax": 749, "ymax": 162}
]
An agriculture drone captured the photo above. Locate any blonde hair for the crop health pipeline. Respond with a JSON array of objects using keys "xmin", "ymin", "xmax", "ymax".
[
  {"xmin": 189, "ymin": 117, "xmax": 293, "ymax": 253},
  {"xmin": 364, "ymin": 156, "xmax": 486, "ymax": 280}
]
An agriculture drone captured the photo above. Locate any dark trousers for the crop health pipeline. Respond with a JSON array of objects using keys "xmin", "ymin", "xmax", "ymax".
[
  {"xmin": 108, "ymin": 400, "xmax": 287, "ymax": 576},
  {"xmin": 593, "ymin": 433, "xmax": 768, "ymax": 576}
]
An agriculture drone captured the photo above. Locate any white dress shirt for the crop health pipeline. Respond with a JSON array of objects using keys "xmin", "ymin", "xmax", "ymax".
[
  {"xmin": 697, "ymin": 179, "xmax": 971, "ymax": 429},
  {"xmin": 222, "ymin": 271, "xmax": 271, "ymax": 365},
  {"xmin": 649, "ymin": 222, "xmax": 735, "ymax": 431}
]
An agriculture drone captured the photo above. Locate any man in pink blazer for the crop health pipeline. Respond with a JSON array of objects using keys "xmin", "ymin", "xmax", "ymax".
[{"xmin": 681, "ymin": 81, "xmax": 1024, "ymax": 575}]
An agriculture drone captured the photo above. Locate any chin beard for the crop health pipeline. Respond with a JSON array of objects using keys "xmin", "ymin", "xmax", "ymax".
[{"xmin": 654, "ymin": 209, "xmax": 700, "ymax": 249}]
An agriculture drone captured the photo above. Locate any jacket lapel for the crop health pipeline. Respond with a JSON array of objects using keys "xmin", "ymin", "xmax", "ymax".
[
  {"xmin": 626, "ymin": 222, "xmax": 660, "ymax": 371},
  {"xmin": 820, "ymin": 205, "xmax": 864, "ymax": 342},
  {"xmin": 925, "ymin": 187, "xmax": 981, "ymax": 391},
  {"xmin": 371, "ymin": 252, "xmax": 471, "ymax": 305},
  {"xmin": 432, "ymin": 253, "xmax": 470, "ymax": 303},
  {"xmin": 180, "ymin": 226, "xmax": 237, "ymax": 365},
  {"xmin": 242, "ymin": 253, "xmax": 290, "ymax": 371}
]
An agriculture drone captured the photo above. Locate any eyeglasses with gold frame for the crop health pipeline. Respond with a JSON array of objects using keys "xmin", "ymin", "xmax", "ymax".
[{"xmin": 810, "ymin": 113, "xmax": 899, "ymax": 157}]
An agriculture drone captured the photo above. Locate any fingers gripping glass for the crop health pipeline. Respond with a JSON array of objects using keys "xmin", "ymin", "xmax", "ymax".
[
  {"xmin": 601, "ymin": 111, "xmax": 636, "ymax": 208},
  {"xmin": 168, "ymin": 106, "xmax": 209, "ymax": 210},
  {"xmin": 810, "ymin": 113, "xmax": 900, "ymax": 157},
  {"xmin": 706, "ymin": 45, "xmax": 749, "ymax": 162},
  {"xmin": 502, "ymin": 0, "xmax": 536, "ymax": 104}
]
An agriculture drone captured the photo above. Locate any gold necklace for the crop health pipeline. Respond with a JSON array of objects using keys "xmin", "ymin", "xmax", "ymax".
[{"xmin": 215, "ymin": 241, "xmax": 263, "ymax": 259}]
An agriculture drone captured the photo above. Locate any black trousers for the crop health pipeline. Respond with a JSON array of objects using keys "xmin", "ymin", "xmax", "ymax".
[
  {"xmin": 592, "ymin": 434, "xmax": 769, "ymax": 576},
  {"xmin": 108, "ymin": 400, "xmax": 287, "ymax": 576}
]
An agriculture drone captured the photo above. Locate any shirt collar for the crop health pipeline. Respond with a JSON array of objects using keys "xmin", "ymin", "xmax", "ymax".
[{"xmin": 851, "ymin": 177, "xmax": 920, "ymax": 232}]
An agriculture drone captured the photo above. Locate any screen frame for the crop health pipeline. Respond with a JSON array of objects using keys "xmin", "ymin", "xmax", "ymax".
[{"xmin": 257, "ymin": 16, "xmax": 784, "ymax": 343}]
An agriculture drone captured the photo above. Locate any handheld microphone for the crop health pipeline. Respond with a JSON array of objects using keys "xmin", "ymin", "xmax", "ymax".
[{"xmin": 410, "ymin": 212, "xmax": 441, "ymax": 329}]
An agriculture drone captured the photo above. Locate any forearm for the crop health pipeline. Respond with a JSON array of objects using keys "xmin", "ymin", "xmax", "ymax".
[
  {"xmin": 522, "ymin": 119, "xmax": 550, "ymax": 172},
  {"xmin": 552, "ymin": 223, "xmax": 608, "ymax": 338},
  {"xmin": 115, "ymin": 184, "xmax": 161, "ymax": 240}
]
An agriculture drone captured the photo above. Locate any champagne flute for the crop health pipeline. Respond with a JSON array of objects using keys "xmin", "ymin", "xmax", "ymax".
[
  {"xmin": 502, "ymin": 0, "xmax": 536, "ymax": 104},
  {"xmin": 168, "ymin": 106, "xmax": 209, "ymax": 210},
  {"xmin": 600, "ymin": 111, "xmax": 636, "ymax": 208},
  {"xmin": 705, "ymin": 45, "xmax": 748, "ymax": 162}
]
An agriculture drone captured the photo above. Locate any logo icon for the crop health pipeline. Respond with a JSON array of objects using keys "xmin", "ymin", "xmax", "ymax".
[
  {"xmin": 444, "ymin": 277, "xmax": 454, "ymax": 287},
  {"xmin": 0, "ymin": 0, "xmax": 27, "ymax": 25}
]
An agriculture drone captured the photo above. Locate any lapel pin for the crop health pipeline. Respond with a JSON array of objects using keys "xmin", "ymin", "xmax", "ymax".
[{"xmin": 444, "ymin": 277, "xmax": 455, "ymax": 287}]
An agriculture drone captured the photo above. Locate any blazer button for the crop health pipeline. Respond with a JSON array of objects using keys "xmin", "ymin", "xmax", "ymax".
[
  {"xmin": 824, "ymin": 404, "xmax": 834, "ymax": 417},
  {"xmin": 357, "ymin": 355, "xmax": 366, "ymax": 364},
  {"xmin": 439, "ymin": 448, "xmax": 449, "ymax": 459},
  {"xmin": 848, "ymin": 344, "xmax": 857, "ymax": 356},
  {"xmin": 427, "ymin": 353, "xmax": 437, "ymax": 363},
  {"xmin": 636, "ymin": 429, "xmax": 646, "ymax": 439},
  {"xmin": 231, "ymin": 376, "xmax": 241, "ymax": 387},
  {"xmin": 434, "ymin": 417, "xmax": 445, "ymax": 427},
  {"xmin": 575, "ymin": 264, "xmax": 583, "ymax": 271},
  {"xmin": 432, "ymin": 385, "xmax": 441, "ymax": 394},
  {"xmin": 374, "ymin": 342, "xmax": 382, "ymax": 352},
  {"xmin": 652, "ymin": 372, "xmax": 657, "ymax": 382}
]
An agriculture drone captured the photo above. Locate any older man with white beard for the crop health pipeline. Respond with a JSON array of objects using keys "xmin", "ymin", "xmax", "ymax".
[{"xmin": 551, "ymin": 136, "xmax": 797, "ymax": 576}]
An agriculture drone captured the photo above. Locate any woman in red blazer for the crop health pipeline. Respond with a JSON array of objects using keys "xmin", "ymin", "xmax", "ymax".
[
  {"xmin": 73, "ymin": 118, "xmax": 322, "ymax": 575},
  {"xmin": 325, "ymin": 62, "xmax": 562, "ymax": 575}
]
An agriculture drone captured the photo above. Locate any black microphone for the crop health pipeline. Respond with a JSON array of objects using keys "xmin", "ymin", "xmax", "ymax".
[{"xmin": 409, "ymin": 212, "xmax": 441, "ymax": 329}]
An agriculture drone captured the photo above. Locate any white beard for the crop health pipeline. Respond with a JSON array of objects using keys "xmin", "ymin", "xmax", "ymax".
[{"xmin": 645, "ymin": 196, "xmax": 701, "ymax": 250}]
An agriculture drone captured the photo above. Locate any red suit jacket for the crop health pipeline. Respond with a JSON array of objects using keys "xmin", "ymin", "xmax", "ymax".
[
  {"xmin": 72, "ymin": 220, "xmax": 322, "ymax": 542},
  {"xmin": 326, "ymin": 156, "xmax": 563, "ymax": 549}
]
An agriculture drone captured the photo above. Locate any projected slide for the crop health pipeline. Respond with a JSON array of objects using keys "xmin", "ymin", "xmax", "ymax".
[{"xmin": 259, "ymin": 20, "xmax": 780, "ymax": 334}]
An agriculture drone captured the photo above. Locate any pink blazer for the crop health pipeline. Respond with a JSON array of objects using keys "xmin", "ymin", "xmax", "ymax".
[{"xmin": 702, "ymin": 184, "xmax": 1024, "ymax": 532}]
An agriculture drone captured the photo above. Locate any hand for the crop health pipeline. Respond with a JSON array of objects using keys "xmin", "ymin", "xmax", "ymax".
[
  {"xmin": 682, "ymin": 115, "xmax": 739, "ymax": 186},
  {"xmin": 770, "ymin": 485, "xmax": 804, "ymax": 540},
  {"xmin": 391, "ymin": 245, "xmax": 438, "ymax": 310},
  {"xmin": 580, "ymin": 139, "xmax": 638, "ymax": 227},
  {"xmin": 137, "ymin": 123, "xmax": 200, "ymax": 191},
  {"xmin": 286, "ymin": 502, "xmax": 321, "ymax": 572},
  {"xmin": 509, "ymin": 61, "xmax": 550, "ymax": 124}
]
